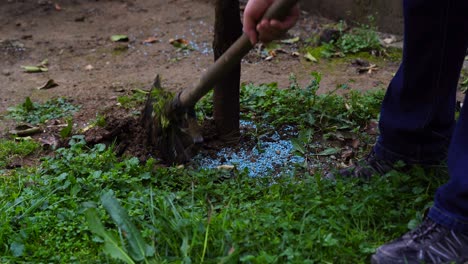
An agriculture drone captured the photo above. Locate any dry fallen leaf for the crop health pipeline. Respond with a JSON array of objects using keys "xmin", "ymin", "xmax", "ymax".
[
  {"xmin": 357, "ymin": 64, "xmax": 378, "ymax": 74},
  {"xmin": 365, "ymin": 121, "xmax": 379, "ymax": 135},
  {"xmin": 110, "ymin": 35, "xmax": 129, "ymax": 42},
  {"xmin": 9, "ymin": 125, "xmax": 42, "ymax": 137},
  {"xmin": 217, "ymin": 165, "xmax": 235, "ymax": 170},
  {"xmin": 169, "ymin": 38, "xmax": 189, "ymax": 46},
  {"xmin": 265, "ymin": 49, "xmax": 277, "ymax": 61},
  {"xmin": 291, "ymin": 51, "xmax": 300, "ymax": 57},
  {"xmin": 37, "ymin": 79, "xmax": 58, "ymax": 90},
  {"xmin": 341, "ymin": 149, "xmax": 354, "ymax": 160},
  {"xmin": 304, "ymin": 52, "xmax": 318, "ymax": 63},
  {"xmin": 81, "ymin": 123, "xmax": 95, "ymax": 133},
  {"xmin": 21, "ymin": 65, "xmax": 48, "ymax": 73},
  {"xmin": 143, "ymin": 36, "xmax": 158, "ymax": 44},
  {"xmin": 228, "ymin": 247, "xmax": 236, "ymax": 255},
  {"xmin": 170, "ymin": 38, "xmax": 188, "ymax": 44},
  {"xmin": 344, "ymin": 103, "xmax": 351, "ymax": 111},
  {"xmin": 382, "ymin": 35, "xmax": 396, "ymax": 45},
  {"xmin": 38, "ymin": 135, "xmax": 59, "ymax": 149},
  {"xmin": 21, "ymin": 59, "xmax": 49, "ymax": 73},
  {"xmin": 351, "ymin": 139, "xmax": 360, "ymax": 149},
  {"xmin": 280, "ymin": 37, "xmax": 300, "ymax": 44}
]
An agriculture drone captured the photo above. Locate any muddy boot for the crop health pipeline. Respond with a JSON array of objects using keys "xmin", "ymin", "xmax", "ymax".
[{"xmin": 325, "ymin": 150, "xmax": 404, "ymax": 180}]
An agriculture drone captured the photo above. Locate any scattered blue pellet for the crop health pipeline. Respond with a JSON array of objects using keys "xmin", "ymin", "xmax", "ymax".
[{"xmin": 193, "ymin": 121, "xmax": 305, "ymax": 177}]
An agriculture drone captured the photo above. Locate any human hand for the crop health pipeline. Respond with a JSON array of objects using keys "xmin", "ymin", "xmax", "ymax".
[{"xmin": 243, "ymin": 0, "xmax": 300, "ymax": 45}]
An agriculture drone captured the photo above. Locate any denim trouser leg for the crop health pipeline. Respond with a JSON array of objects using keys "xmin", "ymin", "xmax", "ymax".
[
  {"xmin": 430, "ymin": 91, "xmax": 468, "ymax": 231},
  {"xmin": 374, "ymin": 0, "xmax": 468, "ymax": 230},
  {"xmin": 374, "ymin": 0, "xmax": 467, "ymax": 165}
]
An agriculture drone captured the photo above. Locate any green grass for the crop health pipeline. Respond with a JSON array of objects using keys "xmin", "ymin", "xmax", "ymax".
[
  {"xmin": 0, "ymin": 75, "xmax": 448, "ymax": 263},
  {"xmin": 0, "ymin": 137, "xmax": 445, "ymax": 263},
  {"xmin": 0, "ymin": 138, "xmax": 40, "ymax": 170}
]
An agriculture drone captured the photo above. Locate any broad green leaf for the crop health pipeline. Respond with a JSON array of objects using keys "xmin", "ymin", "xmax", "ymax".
[
  {"xmin": 85, "ymin": 208, "xmax": 135, "ymax": 264},
  {"xmin": 316, "ymin": 147, "xmax": 340, "ymax": 156},
  {"xmin": 60, "ymin": 118, "xmax": 73, "ymax": 138},
  {"xmin": 111, "ymin": 35, "xmax": 129, "ymax": 42},
  {"xmin": 10, "ymin": 241, "xmax": 25, "ymax": 257},
  {"xmin": 290, "ymin": 138, "xmax": 306, "ymax": 155},
  {"xmin": 407, "ymin": 218, "xmax": 420, "ymax": 230},
  {"xmin": 101, "ymin": 191, "xmax": 153, "ymax": 261}
]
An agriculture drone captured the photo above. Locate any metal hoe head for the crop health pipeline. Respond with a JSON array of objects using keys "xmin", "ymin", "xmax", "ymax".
[{"xmin": 141, "ymin": 75, "xmax": 203, "ymax": 164}]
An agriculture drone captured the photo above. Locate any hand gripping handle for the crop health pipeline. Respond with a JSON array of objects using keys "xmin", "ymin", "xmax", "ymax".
[{"xmin": 177, "ymin": 0, "xmax": 299, "ymax": 108}]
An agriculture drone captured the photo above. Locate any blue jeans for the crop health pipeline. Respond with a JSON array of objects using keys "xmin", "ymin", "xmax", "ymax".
[{"xmin": 374, "ymin": 0, "xmax": 468, "ymax": 231}]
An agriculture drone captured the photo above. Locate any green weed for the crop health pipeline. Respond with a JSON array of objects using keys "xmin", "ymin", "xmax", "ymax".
[
  {"xmin": 0, "ymin": 75, "xmax": 445, "ymax": 263},
  {"xmin": 91, "ymin": 114, "xmax": 107, "ymax": 127},
  {"xmin": 239, "ymin": 73, "xmax": 384, "ymax": 131},
  {"xmin": 197, "ymin": 73, "xmax": 384, "ymax": 132},
  {"xmin": 0, "ymin": 138, "xmax": 40, "ymax": 170},
  {"xmin": 333, "ymin": 27, "xmax": 381, "ymax": 55},
  {"xmin": 7, "ymin": 97, "xmax": 79, "ymax": 124},
  {"xmin": 0, "ymin": 137, "xmax": 445, "ymax": 263},
  {"xmin": 118, "ymin": 90, "xmax": 148, "ymax": 109},
  {"xmin": 308, "ymin": 20, "xmax": 383, "ymax": 59}
]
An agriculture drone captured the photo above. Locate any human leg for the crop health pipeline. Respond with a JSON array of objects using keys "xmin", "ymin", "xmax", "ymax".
[
  {"xmin": 371, "ymin": 0, "xmax": 468, "ymax": 262},
  {"xmin": 329, "ymin": 0, "xmax": 467, "ymax": 179},
  {"xmin": 429, "ymin": 77, "xmax": 468, "ymax": 232}
]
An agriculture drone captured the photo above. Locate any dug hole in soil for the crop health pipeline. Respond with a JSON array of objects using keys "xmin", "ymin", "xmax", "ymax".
[{"xmin": 0, "ymin": 0, "xmax": 402, "ymax": 175}]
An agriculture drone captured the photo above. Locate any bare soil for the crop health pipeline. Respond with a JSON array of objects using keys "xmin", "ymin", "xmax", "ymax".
[{"xmin": 0, "ymin": 0, "xmax": 401, "ymax": 168}]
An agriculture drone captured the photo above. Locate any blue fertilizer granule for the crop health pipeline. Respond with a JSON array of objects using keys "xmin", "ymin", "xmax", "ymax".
[{"xmin": 193, "ymin": 121, "xmax": 305, "ymax": 177}]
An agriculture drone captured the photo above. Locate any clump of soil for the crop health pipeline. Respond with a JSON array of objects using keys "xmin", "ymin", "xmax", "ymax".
[{"xmin": 83, "ymin": 106, "xmax": 158, "ymax": 161}]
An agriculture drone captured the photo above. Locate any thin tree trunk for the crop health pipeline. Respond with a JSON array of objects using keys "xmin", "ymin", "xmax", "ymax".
[{"xmin": 213, "ymin": 0, "xmax": 243, "ymax": 143}]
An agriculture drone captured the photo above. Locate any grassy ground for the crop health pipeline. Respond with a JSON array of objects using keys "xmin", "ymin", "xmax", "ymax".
[
  {"xmin": 0, "ymin": 71, "xmax": 449, "ymax": 263},
  {"xmin": 1, "ymin": 24, "xmax": 456, "ymax": 263}
]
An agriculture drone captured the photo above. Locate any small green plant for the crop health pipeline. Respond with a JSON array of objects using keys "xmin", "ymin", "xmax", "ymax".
[
  {"xmin": 194, "ymin": 90, "xmax": 215, "ymax": 122},
  {"xmin": 7, "ymin": 97, "xmax": 79, "ymax": 124},
  {"xmin": 310, "ymin": 19, "xmax": 383, "ymax": 58},
  {"xmin": 334, "ymin": 26, "xmax": 382, "ymax": 55},
  {"xmin": 0, "ymin": 138, "xmax": 40, "ymax": 169},
  {"xmin": 117, "ymin": 89, "xmax": 148, "ymax": 109},
  {"xmin": 59, "ymin": 118, "xmax": 73, "ymax": 139},
  {"xmin": 91, "ymin": 114, "xmax": 107, "ymax": 127},
  {"xmin": 239, "ymin": 72, "xmax": 384, "ymax": 131}
]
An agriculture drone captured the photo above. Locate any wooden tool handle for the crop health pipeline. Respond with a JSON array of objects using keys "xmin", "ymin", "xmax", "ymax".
[{"xmin": 177, "ymin": 0, "xmax": 299, "ymax": 108}]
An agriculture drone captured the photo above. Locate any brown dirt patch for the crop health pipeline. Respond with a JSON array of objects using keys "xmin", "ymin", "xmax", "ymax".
[{"xmin": 0, "ymin": 0, "xmax": 402, "ymax": 170}]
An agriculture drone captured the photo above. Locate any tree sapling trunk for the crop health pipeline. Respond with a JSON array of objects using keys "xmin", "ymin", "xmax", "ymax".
[{"xmin": 213, "ymin": 0, "xmax": 243, "ymax": 143}]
